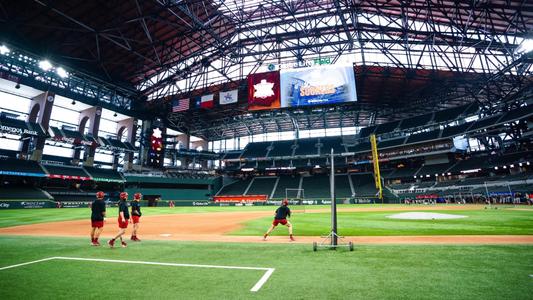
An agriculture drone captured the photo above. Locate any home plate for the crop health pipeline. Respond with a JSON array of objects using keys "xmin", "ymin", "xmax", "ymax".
[
  {"xmin": 387, "ymin": 212, "xmax": 468, "ymax": 220},
  {"xmin": 160, "ymin": 234, "xmax": 172, "ymax": 237}
]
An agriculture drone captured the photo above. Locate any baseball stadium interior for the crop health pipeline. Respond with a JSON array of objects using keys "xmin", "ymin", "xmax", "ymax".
[
  {"xmin": 0, "ymin": 1, "xmax": 532, "ymax": 208},
  {"xmin": 1, "ymin": 1, "xmax": 533, "ymax": 299}
]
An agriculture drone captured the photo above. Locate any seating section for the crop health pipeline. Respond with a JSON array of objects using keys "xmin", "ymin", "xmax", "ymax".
[
  {"xmin": 246, "ymin": 177, "xmax": 277, "ymax": 196},
  {"xmin": 498, "ymin": 105, "xmax": 533, "ymax": 123},
  {"xmin": 351, "ymin": 173, "xmax": 377, "ymax": 197},
  {"xmin": 0, "ymin": 186, "xmax": 52, "ymax": 200},
  {"xmin": 0, "ymin": 158, "xmax": 46, "ymax": 176},
  {"xmin": 334, "ymin": 174, "xmax": 352, "ymax": 198},
  {"xmin": 43, "ymin": 164, "xmax": 90, "ymax": 178},
  {"xmin": 406, "ymin": 130, "xmax": 441, "ymax": 144},
  {"xmin": 441, "ymin": 122, "xmax": 472, "ymax": 138},
  {"xmin": 222, "ymin": 151, "xmax": 242, "ymax": 160},
  {"xmin": 448, "ymin": 156, "xmax": 490, "ymax": 173},
  {"xmin": 319, "ymin": 137, "xmax": 345, "ymax": 154},
  {"xmin": 378, "ymin": 137, "xmax": 406, "ymax": 149},
  {"xmin": 218, "ymin": 178, "xmax": 252, "ymax": 195},
  {"xmin": 468, "ymin": 114, "xmax": 502, "ymax": 131},
  {"xmin": 294, "ymin": 138, "xmax": 319, "ymax": 156},
  {"xmin": 272, "ymin": 175, "xmax": 301, "ymax": 198},
  {"xmin": 301, "ymin": 174, "xmax": 330, "ymax": 198},
  {"xmin": 242, "ymin": 142, "xmax": 271, "ymax": 158},
  {"xmin": 399, "ymin": 113, "xmax": 432, "ymax": 129},
  {"xmin": 374, "ymin": 120, "xmax": 400, "ymax": 134},
  {"xmin": 269, "ymin": 140, "xmax": 294, "ymax": 157},
  {"xmin": 433, "ymin": 104, "xmax": 468, "ymax": 123},
  {"xmin": 348, "ymin": 141, "xmax": 371, "ymax": 153},
  {"xmin": 417, "ymin": 162, "xmax": 455, "ymax": 177},
  {"xmin": 84, "ymin": 167, "xmax": 124, "ymax": 181}
]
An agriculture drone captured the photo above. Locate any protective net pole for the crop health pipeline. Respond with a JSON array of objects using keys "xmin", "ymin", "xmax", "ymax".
[{"xmin": 331, "ymin": 148, "xmax": 338, "ymax": 246}]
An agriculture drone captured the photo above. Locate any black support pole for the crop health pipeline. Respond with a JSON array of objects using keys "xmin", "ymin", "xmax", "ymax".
[{"xmin": 331, "ymin": 148, "xmax": 337, "ymax": 247}]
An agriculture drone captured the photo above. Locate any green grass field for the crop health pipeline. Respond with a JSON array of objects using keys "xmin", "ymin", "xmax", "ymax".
[
  {"xmin": 0, "ymin": 236, "xmax": 532, "ymax": 299},
  {"xmin": 234, "ymin": 209, "xmax": 533, "ymax": 236},
  {"xmin": 1, "ymin": 205, "xmax": 532, "ymax": 299}
]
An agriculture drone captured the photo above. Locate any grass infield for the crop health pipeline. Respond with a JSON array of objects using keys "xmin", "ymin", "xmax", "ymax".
[
  {"xmin": 0, "ymin": 236, "xmax": 532, "ymax": 299},
  {"xmin": 234, "ymin": 209, "xmax": 533, "ymax": 236}
]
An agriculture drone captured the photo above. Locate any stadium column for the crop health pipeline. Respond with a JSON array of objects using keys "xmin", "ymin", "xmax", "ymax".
[
  {"xmin": 176, "ymin": 133, "xmax": 190, "ymax": 167},
  {"xmin": 23, "ymin": 92, "xmax": 55, "ymax": 161},
  {"xmin": 116, "ymin": 118, "xmax": 136, "ymax": 171},
  {"xmin": 191, "ymin": 139, "xmax": 208, "ymax": 168},
  {"xmin": 78, "ymin": 106, "xmax": 102, "ymax": 167}
]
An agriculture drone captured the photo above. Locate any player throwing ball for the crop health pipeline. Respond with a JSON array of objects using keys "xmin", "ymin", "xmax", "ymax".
[
  {"xmin": 90, "ymin": 191, "xmax": 106, "ymax": 246},
  {"xmin": 108, "ymin": 192, "xmax": 130, "ymax": 248},
  {"xmin": 263, "ymin": 199, "xmax": 295, "ymax": 241},
  {"xmin": 130, "ymin": 192, "xmax": 142, "ymax": 241}
]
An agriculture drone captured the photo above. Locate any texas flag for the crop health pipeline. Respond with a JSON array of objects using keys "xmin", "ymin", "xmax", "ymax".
[{"xmin": 200, "ymin": 94, "xmax": 214, "ymax": 109}]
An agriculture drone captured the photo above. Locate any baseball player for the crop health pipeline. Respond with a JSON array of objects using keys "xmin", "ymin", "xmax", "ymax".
[
  {"xmin": 108, "ymin": 192, "xmax": 130, "ymax": 248},
  {"xmin": 263, "ymin": 199, "xmax": 295, "ymax": 241},
  {"xmin": 90, "ymin": 191, "xmax": 106, "ymax": 246},
  {"xmin": 130, "ymin": 192, "xmax": 142, "ymax": 241}
]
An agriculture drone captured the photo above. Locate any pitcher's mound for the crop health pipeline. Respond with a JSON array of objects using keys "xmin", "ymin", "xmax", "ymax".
[{"xmin": 387, "ymin": 212, "xmax": 468, "ymax": 220}]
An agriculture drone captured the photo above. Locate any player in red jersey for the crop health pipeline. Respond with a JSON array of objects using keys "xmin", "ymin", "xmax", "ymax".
[
  {"xmin": 108, "ymin": 192, "xmax": 130, "ymax": 248},
  {"xmin": 130, "ymin": 192, "xmax": 142, "ymax": 241},
  {"xmin": 263, "ymin": 199, "xmax": 295, "ymax": 241},
  {"xmin": 90, "ymin": 191, "xmax": 106, "ymax": 246}
]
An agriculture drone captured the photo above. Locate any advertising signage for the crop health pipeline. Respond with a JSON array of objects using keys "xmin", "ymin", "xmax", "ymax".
[
  {"xmin": 280, "ymin": 65, "xmax": 357, "ymax": 108},
  {"xmin": 247, "ymin": 71, "xmax": 281, "ymax": 111},
  {"xmin": 247, "ymin": 66, "xmax": 356, "ymax": 111}
]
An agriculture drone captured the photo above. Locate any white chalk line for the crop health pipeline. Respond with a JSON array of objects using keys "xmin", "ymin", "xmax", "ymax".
[{"xmin": 0, "ymin": 256, "xmax": 275, "ymax": 292}]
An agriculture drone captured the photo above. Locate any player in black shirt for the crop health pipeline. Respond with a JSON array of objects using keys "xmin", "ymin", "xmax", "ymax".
[
  {"xmin": 90, "ymin": 191, "xmax": 106, "ymax": 246},
  {"xmin": 263, "ymin": 199, "xmax": 295, "ymax": 241},
  {"xmin": 130, "ymin": 192, "xmax": 142, "ymax": 242},
  {"xmin": 108, "ymin": 192, "xmax": 130, "ymax": 248}
]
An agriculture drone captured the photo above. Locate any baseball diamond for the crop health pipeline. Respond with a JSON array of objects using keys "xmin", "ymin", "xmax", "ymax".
[{"xmin": 0, "ymin": 0, "xmax": 533, "ymax": 299}]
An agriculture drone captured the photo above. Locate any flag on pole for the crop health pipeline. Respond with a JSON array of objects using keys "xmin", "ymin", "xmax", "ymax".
[
  {"xmin": 172, "ymin": 98, "xmax": 189, "ymax": 112},
  {"xmin": 219, "ymin": 89, "xmax": 238, "ymax": 105},
  {"xmin": 200, "ymin": 94, "xmax": 214, "ymax": 108}
]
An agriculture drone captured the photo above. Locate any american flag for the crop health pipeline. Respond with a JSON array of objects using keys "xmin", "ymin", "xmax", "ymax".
[{"xmin": 172, "ymin": 98, "xmax": 189, "ymax": 112}]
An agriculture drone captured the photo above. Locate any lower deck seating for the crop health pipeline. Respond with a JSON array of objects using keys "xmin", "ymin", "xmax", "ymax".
[
  {"xmin": 334, "ymin": 174, "xmax": 352, "ymax": 198},
  {"xmin": 272, "ymin": 175, "xmax": 301, "ymax": 199},
  {"xmin": 246, "ymin": 177, "xmax": 277, "ymax": 197},
  {"xmin": 0, "ymin": 186, "xmax": 52, "ymax": 200},
  {"xmin": 351, "ymin": 173, "xmax": 378, "ymax": 197},
  {"xmin": 301, "ymin": 174, "xmax": 330, "ymax": 198},
  {"xmin": 217, "ymin": 178, "xmax": 252, "ymax": 195}
]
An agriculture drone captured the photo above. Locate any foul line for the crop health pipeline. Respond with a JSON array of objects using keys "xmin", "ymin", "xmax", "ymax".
[{"xmin": 0, "ymin": 257, "xmax": 275, "ymax": 292}]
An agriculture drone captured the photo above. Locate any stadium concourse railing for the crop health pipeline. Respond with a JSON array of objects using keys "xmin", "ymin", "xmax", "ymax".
[{"xmin": 221, "ymin": 104, "xmax": 533, "ymax": 171}]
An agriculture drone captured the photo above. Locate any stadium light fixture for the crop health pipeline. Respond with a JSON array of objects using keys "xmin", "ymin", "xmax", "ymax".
[
  {"xmin": 56, "ymin": 67, "xmax": 68, "ymax": 78},
  {"xmin": 39, "ymin": 60, "xmax": 53, "ymax": 71},
  {"xmin": 516, "ymin": 39, "xmax": 533, "ymax": 54},
  {"xmin": 519, "ymin": 163, "xmax": 523, "ymax": 167},
  {"xmin": 0, "ymin": 45, "xmax": 10, "ymax": 55},
  {"xmin": 494, "ymin": 166, "xmax": 498, "ymax": 170},
  {"xmin": 510, "ymin": 164, "xmax": 515, "ymax": 168}
]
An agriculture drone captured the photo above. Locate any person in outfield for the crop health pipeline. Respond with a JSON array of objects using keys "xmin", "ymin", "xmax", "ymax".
[
  {"xmin": 90, "ymin": 191, "xmax": 106, "ymax": 246},
  {"xmin": 130, "ymin": 192, "xmax": 142, "ymax": 242},
  {"xmin": 263, "ymin": 199, "xmax": 295, "ymax": 241},
  {"xmin": 108, "ymin": 192, "xmax": 130, "ymax": 248}
]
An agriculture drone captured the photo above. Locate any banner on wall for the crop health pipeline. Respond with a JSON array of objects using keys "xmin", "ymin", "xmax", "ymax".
[
  {"xmin": 247, "ymin": 71, "xmax": 281, "ymax": 111},
  {"xmin": 280, "ymin": 65, "xmax": 356, "ymax": 107}
]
